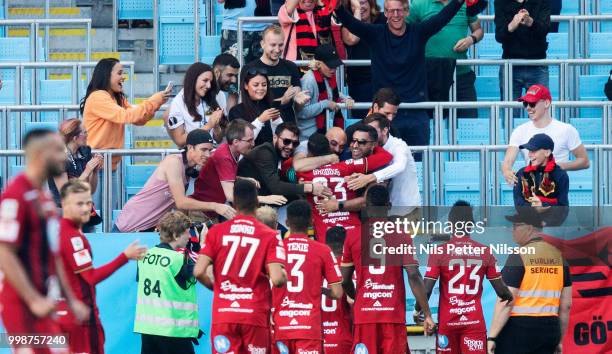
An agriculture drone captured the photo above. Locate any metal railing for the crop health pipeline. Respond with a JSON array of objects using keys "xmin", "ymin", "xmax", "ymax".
[
  {"xmin": 0, "ymin": 18, "xmax": 92, "ymax": 62},
  {"xmin": 1, "ymin": 144, "xmax": 610, "ymax": 232},
  {"xmin": 0, "ymin": 61, "xmax": 136, "ymax": 106}
]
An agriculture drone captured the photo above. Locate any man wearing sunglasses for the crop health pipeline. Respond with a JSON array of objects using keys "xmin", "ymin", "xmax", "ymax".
[
  {"xmin": 502, "ymin": 84, "xmax": 589, "ymax": 187},
  {"xmin": 237, "ymin": 123, "xmax": 332, "ymax": 202}
]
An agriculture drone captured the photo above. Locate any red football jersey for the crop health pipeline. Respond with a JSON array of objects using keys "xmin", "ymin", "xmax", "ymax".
[
  {"xmin": 321, "ymin": 259, "xmax": 353, "ymax": 351},
  {"xmin": 273, "ymin": 234, "xmax": 342, "ymax": 340},
  {"xmin": 342, "ymin": 227, "xmax": 418, "ymax": 324},
  {"xmin": 201, "ymin": 215, "xmax": 286, "ymax": 327},
  {"xmin": 424, "ymin": 237, "xmax": 501, "ymax": 332},
  {"xmin": 297, "ymin": 146, "xmax": 392, "ymax": 243}
]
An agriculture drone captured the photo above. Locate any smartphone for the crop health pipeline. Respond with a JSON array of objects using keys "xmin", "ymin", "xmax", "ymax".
[
  {"xmin": 271, "ymin": 100, "xmax": 282, "ymax": 109},
  {"xmin": 165, "ymin": 81, "xmax": 174, "ymax": 93}
]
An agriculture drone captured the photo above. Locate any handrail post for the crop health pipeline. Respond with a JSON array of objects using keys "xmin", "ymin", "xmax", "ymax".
[
  {"xmin": 112, "ymin": 0, "xmax": 118, "ymax": 52},
  {"xmin": 194, "ymin": 0, "xmax": 200, "ymax": 62},
  {"xmin": 71, "ymin": 64, "xmax": 78, "ymax": 105},
  {"xmin": 479, "ymin": 146, "xmax": 488, "ymax": 212},
  {"xmin": 153, "ymin": 0, "xmax": 160, "ymax": 92},
  {"xmin": 86, "ymin": 21, "xmax": 92, "ymax": 62},
  {"xmin": 103, "ymin": 152, "xmax": 113, "ymax": 232},
  {"xmin": 237, "ymin": 19, "xmax": 244, "ymax": 88}
]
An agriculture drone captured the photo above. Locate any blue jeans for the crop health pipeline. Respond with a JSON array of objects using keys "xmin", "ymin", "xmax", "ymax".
[
  {"xmin": 391, "ymin": 109, "xmax": 429, "ymax": 162},
  {"xmin": 500, "ymin": 65, "xmax": 549, "ymax": 118}
]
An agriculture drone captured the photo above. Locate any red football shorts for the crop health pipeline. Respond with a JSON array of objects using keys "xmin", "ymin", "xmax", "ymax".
[
  {"xmin": 273, "ymin": 339, "xmax": 323, "ymax": 354},
  {"xmin": 436, "ymin": 330, "xmax": 486, "ymax": 354},
  {"xmin": 211, "ymin": 323, "xmax": 270, "ymax": 353},
  {"xmin": 352, "ymin": 323, "xmax": 407, "ymax": 354},
  {"xmin": 324, "ymin": 341, "xmax": 353, "ymax": 354},
  {"xmin": 1, "ymin": 303, "xmax": 67, "ymax": 354}
]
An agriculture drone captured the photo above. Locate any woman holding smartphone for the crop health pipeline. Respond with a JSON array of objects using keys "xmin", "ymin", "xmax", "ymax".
[
  {"xmin": 165, "ymin": 62, "xmax": 225, "ymax": 147},
  {"xmin": 228, "ymin": 67, "xmax": 282, "ymax": 146}
]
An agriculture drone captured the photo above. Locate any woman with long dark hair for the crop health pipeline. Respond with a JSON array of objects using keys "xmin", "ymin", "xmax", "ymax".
[
  {"xmin": 228, "ymin": 68, "xmax": 281, "ymax": 146},
  {"xmin": 81, "ymin": 58, "xmax": 171, "ymax": 171},
  {"xmin": 165, "ymin": 62, "xmax": 224, "ymax": 147}
]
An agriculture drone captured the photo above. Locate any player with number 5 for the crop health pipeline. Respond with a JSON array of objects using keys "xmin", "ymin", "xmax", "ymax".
[
  {"xmin": 416, "ymin": 201, "xmax": 513, "ymax": 354},
  {"xmin": 194, "ymin": 179, "xmax": 287, "ymax": 353}
]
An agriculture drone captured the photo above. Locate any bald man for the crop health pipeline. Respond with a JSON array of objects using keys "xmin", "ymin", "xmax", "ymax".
[
  {"xmin": 292, "ymin": 128, "xmax": 348, "ymax": 172},
  {"xmin": 0, "ymin": 129, "xmax": 89, "ymax": 354}
]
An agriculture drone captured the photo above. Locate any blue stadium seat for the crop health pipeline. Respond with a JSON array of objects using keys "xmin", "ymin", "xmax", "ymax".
[
  {"xmin": 125, "ymin": 164, "xmax": 157, "ymax": 198},
  {"xmin": 0, "ymin": 38, "xmax": 31, "ymax": 62},
  {"xmin": 444, "ymin": 161, "xmax": 481, "ymax": 206},
  {"xmin": 475, "ymin": 76, "xmax": 500, "ymax": 101},
  {"xmin": 476, "ymin": 33, "xmax": 502, "ymax": 59},
  {"xmin": 560, "ymin": 0, "xmax": 579, "ymax": 15},
  {"xmin": 547, "ymin": 32, "xmax": 569, "ymax": 59},
  {"xmin": 200, "ymin": 35, "xmax": 221, "ymax": 63},
  {"xmin": 39, "ymin": 80, "xmax": 72, "ymax": 104},
  {"xmin": 578, "ymin": 74, "xmax": 608, "ymax": 100},
  {"xmin": 588, "ymin": 32, "xmax": 612, "ymax": 58},
  {"xmin": 567, "ymin": 167, "xmax": 593, "ymax": 205},
  {"xmin": 570, "ymin": 118, "xmax": 603, "ymax": 144},
  {"xmin": 160, "ymin": 0, "xmax": 206, "ymax": 17},
  {"xmin": 601, "ymin": 2, "xmax": 612, "ymax": 31},
  {"xmin": 456, "ymin": 119, "xmax": 490, "ymax": 161},
  {"xmin": 24, "ymin": 121, "xmax": 58, "ymax": 135},
  {"xmin": 118, "ymin": 0, "xmax": 153, "ymax": 19},
  {"xmin": 550, "ymin": 75, "xmax": 560, "ymax": 100}
]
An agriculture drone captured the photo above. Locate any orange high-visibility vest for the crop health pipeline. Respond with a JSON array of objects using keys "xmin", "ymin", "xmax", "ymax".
[{"xmin": 511, "ymin": 241, "xmax": 565, "ymax": 317}]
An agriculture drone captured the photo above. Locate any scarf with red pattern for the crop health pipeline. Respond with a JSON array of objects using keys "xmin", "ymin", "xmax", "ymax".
[
  {"xmin": 521, "ymin": 155, "xmax": 558, "ymax": 204},
  {"xmin": 295, "ymin": 5, "xmax": 334, "ymax": 60},
  {"xmin": 313, "ymin": 69, "xmax": 344, "ymax": 132}
]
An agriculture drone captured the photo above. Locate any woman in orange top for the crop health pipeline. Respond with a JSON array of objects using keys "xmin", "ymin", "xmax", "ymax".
[{"xmin": 81, "ymin": 58, "xmax": 171, "ymax": 170}]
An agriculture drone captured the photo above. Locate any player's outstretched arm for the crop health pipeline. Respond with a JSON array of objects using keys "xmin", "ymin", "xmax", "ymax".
[
  {"xmin": 193, "ymin": 255, "xmax": 214, "ymax": 290},
  {"xmin": 405, "ymin": 265, "xmax": 436, "ymax": 334},
  {"xmin": 268, "ymin": 263, "xmax": 287, "ymax": 288},
  {"xmin": 341, "ymin": 265, "xmax": 356, "ymax": 300},
  {"xmin": 414, "ymin": 278, "xmax": 436, "ymax": 312},
  {"xmin": 490, "ymin": 278, "xmax": 513, "ymax": 304},
  {"xmin": 488, "ymin": 287, "xmax": 519, "ymax": 346}
]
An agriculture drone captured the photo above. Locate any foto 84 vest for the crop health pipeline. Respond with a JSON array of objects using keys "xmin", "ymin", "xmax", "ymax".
[
  {"xmin": 511, "ymin": 241, "xmax": 565, "ymax": 317},
  {"xmin": 134, "ymin": 246, "xmax": 199, "ymax": 337}
]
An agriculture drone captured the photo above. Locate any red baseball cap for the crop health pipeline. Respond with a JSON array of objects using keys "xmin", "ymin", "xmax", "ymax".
[{"xmin": 518, "ymin": 84, "xmax": 552, "ymax": 103}]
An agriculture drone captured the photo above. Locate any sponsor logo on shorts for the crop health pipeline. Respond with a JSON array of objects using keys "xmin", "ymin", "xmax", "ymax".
[
  {"xmin": 464, "ymin": 337, "xmax": 484, "ymax": 352},
  {"xmin": 355, "ymin": 343, "xmax": 368, "ymax": 354},
  {"xmin": 247, "ymin": 344, "xmax": 266, "ymax": 353},
  {"xmin": 214, "ymin": 335, "xmax": 230, "ymax": 353},
  {"xmin": 276, "ymin": 341, "xmax": 289, "ymax": 354},
  {"xmin": 438, "ymin": 334, "xmax": 449, "ymax": 349}
]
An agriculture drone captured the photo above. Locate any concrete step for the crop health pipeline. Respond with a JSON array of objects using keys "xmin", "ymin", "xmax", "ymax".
[
  {"xmin": 46, "ymin": 27, "xmax": 114, "ymax": 51},
  {"xmin": 77, "ymin": 1, "xmax": 112, "ymax": 27},
  {"xmin": 7, "ymin": 6, "xmax": 91, "ymax": 19},
  {"xmin": 117, "ymin": 28, "xmax": 152, "ymax": 41}
]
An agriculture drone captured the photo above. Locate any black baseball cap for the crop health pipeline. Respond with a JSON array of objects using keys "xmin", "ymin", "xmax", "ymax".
[
  {"xmin": 186, "ymin": 129, "xmax": 213, "ymax": 146},
  {"xmin": 314, "ymin": 44, "xmax": 343, "ymax": 69},
  {"xmin": 519, "ymin": 133, "xmax": 554, "ymax": 152},
  {"xmin": 505, "ymin": 208, "xmax": 545, "ymax": 228}
]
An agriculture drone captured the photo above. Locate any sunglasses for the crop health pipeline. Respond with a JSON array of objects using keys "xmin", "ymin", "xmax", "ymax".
[
  {"xmin": 281, "ymin": 138, "xmax": 300, "ymax": 148},
  {"xmin": 247, "ymin": 67, "xmax": 268, "ymax": 76},
  {"xmin": 522, "ymin": 101, "xmax": 539, "ymax": 108},
  {"xmin": 351, "ymin": 139, "xmax": 374, "ymax": 146}
]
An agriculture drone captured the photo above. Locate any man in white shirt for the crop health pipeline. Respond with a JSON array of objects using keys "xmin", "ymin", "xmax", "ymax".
[
  {"xmin": 345, "ymin": 113, "xmax": 422, "ymax": 215},
  {"xmin": 212, "ymin": 53, "xmax": 240, "ymax": 116},
  {"xmin": 502, "ymin": 84, "xmax": 590, "ymax": 185}
]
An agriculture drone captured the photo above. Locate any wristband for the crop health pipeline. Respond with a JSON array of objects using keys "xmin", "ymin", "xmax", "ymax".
[
  {"xmin": 470, "ymin": 34, "xmax": 478, "ymax": 44},
  {"xmin": 338, "ymin": 201, "xmax": 345, "ymax": 211},
  {"xmin": 487, "ymin": 337, "xmax": 497, "ymax": 342}
]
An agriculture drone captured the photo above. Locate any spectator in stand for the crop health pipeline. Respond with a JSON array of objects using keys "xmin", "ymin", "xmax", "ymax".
[
  {"xmin": 48, "ymin": 119, "xmax": 103, "ymax": 232},
  {"xmin": 237, "ymin": 122, "xmax": 332, "ymax": 200},
  {"xmin": 495, "ymin": 0, "xmax": 551, "ymax": 100},
  {"xmin": 549, "ymin": 0, "xmax": 561, "ymax": 33},
  {"xmin": 408, "ymin": 0, "xmax": 483, "ymax": 118},
  {"xmin": 502, "ymin": 85, "xmax": 589, "ymax": 187},
  {"xmin": 341, "ymin": 0, "xmax": 385, "ymax": 119},
  {"xmin": 191, "ymin": 119, "xmax": 287, "ymax": 215},
  {"xmin": 165, "ymin": 62, "xmax": 225, "ymax": 147},
  {"xmin": 278, "ymin": 0, "xmax": 337, "ymax": 61},
  {"xmin": 369, "ymin": 87, "xmax": 401, "ymax": 138},
  {"xmin": 114, "ymin": 130, "xmax": 236, "ymax": 232},
  {"xmin": 605, "ymin": 69, "xmax": 612, "ymax": 101},
  {"xmin": 256, "ymin": 205, "xmax": 279, "ymax": 231},
  {"xmin": 229, "ymin": 68, "xmax": 283, "ymax": 146},
  {"xmin": 81, "ymin": 58, "xmax": 171, "ymax": 207},
  {"xmin": 512, "ymin": 134, "xmax": 569, "ymax": 227},
  {"xmin": 297, "ymin": 44, "xmax": 353, "ymax": 140},
  {"xmin": 243, "ymin": 25, "xmax": 311, "ymax": 123},
  {"xmin": 212, "ymin": 53, "xmax": 241, "ymax": 116},
  {"xmin": 346, "ymin": 113, "xmax": 421, "ymax": 217},
  {"xmin": 219, "ymin": 0, "xmax": 269, "ymax": 63},
  {"xmin": 334, "ymin": 0, "xmax": 468, "ymax": 161}
]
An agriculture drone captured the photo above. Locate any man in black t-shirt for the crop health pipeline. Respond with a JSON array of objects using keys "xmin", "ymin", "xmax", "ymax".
[{"xmin": 242, "ymin": 25, "xmax": 310, "ymax": 123}]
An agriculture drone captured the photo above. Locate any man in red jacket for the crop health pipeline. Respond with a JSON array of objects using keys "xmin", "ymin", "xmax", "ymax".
[{"xmin": 56, "ymin": 179, "xmax": 146, "ymax": 354}]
